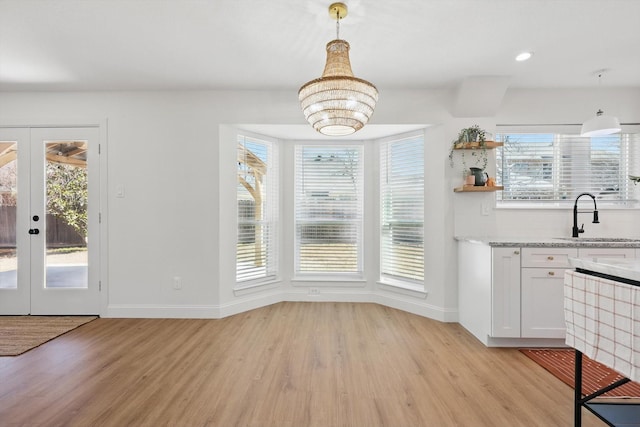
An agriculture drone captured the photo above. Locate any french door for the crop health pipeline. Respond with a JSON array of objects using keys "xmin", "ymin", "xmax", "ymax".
[{"xmin": 0, "ymin": 127, "xmax": 101, "ymax": 315}]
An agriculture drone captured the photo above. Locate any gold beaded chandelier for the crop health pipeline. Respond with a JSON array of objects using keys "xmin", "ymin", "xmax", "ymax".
[{"xmin": 298, "ymin": 2, "xmax": 378, "ymax": 136}]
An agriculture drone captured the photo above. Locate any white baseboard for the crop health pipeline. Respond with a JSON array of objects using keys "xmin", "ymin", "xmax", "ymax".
[
  {"xmin": 485, "ymin": 337, "xmax": 568, "ymax": 348},
  {"xmin": 106, "ymin": 289, "xmax": 458, "ymax": 322},
  {"xmin": 283, "ymin": 289, "xmax": 374, "ymax": 303},
  {"xmin": 373, "ymin": 293, "xmax": 458, "ymax": 322},
  {"xmin": 216, "ymin": 291, "xmax": 283, "ymax": 318},
  {"xmin": 106, "ymin": 304, "xmax": 220, "ymax": 318}
]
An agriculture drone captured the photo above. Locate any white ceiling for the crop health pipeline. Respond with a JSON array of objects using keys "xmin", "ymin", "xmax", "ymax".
[{"xmin": 1, "ymin": 0, "xmax": 639, "ymax": 93}]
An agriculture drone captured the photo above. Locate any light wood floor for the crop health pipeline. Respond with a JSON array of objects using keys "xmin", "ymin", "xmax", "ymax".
[{"xmin": 0, "ymin": 302, "xmax": 602, "ymax": 426}]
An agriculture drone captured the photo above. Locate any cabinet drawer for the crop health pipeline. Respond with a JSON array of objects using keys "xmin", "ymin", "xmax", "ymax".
[
  {"xmin": 577, "ymin": 247, "xmax": 636, "ymax": 259},
  {"xmin": 521, "ymin": 247, "xmax": 577, "ymax": 268}
]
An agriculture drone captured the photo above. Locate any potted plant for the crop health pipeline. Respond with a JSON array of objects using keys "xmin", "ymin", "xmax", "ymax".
[{"xmin": 448, "ymin": 125, "xmax": 489, "ymax": 178}]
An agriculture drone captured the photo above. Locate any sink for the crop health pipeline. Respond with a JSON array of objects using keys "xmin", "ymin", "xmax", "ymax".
[{"xmin": 553, "ymin": 237, "xmax": 640, "ymax": 242}]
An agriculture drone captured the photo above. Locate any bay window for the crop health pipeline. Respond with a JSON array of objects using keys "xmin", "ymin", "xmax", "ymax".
[
  {"xmin": 380, "ymin": 134, "xmax": 424, "ymax": 283},
  {"xmin": 236, "ymin": 135, "xmax": 278, "ymax": 284},
  {"xmin": 294, "ymin": 145, "xmax": 363, "ymax": 275}
]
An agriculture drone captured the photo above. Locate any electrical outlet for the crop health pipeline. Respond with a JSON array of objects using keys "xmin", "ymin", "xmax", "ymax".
[
  {"xmin": 173, "ymin": 276, "xmax": 182, "ymax": 290},
  {"xmin": 309, "ymin": 288, "xmax": 319, "ymax": 296}
]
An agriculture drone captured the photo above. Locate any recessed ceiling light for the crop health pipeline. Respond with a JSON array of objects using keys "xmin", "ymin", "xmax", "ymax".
[{"xmin": 515, "ymin": 52, "xmax": 533, "ymax": 62}]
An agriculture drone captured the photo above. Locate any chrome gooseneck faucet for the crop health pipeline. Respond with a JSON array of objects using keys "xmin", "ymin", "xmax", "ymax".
[{"xmin": 572, "ymin": 192, "xmax": 600, "ymax": 237}]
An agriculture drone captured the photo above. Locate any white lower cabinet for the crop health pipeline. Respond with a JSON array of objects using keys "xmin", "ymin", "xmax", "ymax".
[
  {"xmin": 520, "ymin": 247, "xmax": 576, "ymax": 338},
  {"xmin": 491, "ymin": 248, "xmax": 521, "ymax": 338},
  {"xmin": 521, "ymin": 267, "xmax": 570, "ymax": 338},
  {"xmin": 493, "ymin": 246, "xmax": 636, "ymax": 339}
]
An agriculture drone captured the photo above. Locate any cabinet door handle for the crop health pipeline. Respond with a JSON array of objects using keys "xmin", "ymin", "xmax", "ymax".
[
  {"xmin": 548, "ymin": 271, "xmax": 555, "ymax": 276},
  {"xmin": 514, "ymin": 250, "xmax": 520, "ymax": 255},
  {"xmin": 547, "ymin": 256, "xmax": 554, "ymax": 260}
]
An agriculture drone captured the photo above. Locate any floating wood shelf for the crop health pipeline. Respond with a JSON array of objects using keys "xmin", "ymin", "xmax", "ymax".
[
  {"xmin": 453, "ymin": 185, "xmax": 504, "ymax": 193},
  {"xmin": 453, "ymin": 141, "xmax": 503, "ymax": 150}
]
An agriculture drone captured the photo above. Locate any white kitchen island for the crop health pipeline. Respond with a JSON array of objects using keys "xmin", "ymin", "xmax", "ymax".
[{"xmin": 565, "ymin": 258, "xmax": 640, "ymax": 427}]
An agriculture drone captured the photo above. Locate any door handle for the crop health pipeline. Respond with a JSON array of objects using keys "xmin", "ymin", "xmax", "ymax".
[{"xmin": 28, "ymin": 228, "xmax": 40, "ymax": 235}]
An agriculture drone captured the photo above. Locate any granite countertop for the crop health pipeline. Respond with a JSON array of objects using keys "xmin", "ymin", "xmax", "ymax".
[
  {"xmin": 455, "ymin": 236, "xmax": 640, "ymax": 248},
  {"xmin": 569, "ymin": 257, "xmax": 640, "ymax": 282}
]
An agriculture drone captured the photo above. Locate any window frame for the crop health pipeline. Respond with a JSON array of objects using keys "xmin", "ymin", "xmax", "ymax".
[
  {"xmin": 293, "ymin": 143, "xmax": 365, "ymax": 279},
  {"xmin": 495, "ymin": 127, "xmax": 640, "ymax": 209},
  {"xmin": 379, "ymin": 132, "xmax": 425, "ymax": 288},
  {"xmin": 235, "ymin": 134, "xmax": 279, "ymax": 287}
]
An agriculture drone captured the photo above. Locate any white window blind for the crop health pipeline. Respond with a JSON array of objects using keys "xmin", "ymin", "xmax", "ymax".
[
  {"xmin": 496, "ymin": 133, "xmax": 640, "ymax": 205},
  {"xmin": 380, "ymin": 135, "xmax": 424, "ymax": 282},
  {"xmin": 294, "ymin": 145, "xmax": 363, "ymax": 274},
  {"xmin": 237, "ymin": 135, "xmax": 278, "ymax": 284}
]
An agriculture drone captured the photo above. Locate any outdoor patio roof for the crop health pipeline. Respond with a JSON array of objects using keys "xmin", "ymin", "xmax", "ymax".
[{"xmin": 0, "ymin": 141, "xmax": 87, "ymax": 168}]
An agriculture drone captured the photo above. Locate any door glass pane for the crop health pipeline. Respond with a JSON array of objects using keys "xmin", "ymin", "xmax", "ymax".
[
  {"xmin": 0, "ymin": 141, "xmax": 18, "ymax": 289},
  {"xmin": 45, "ymin": 140, "xmax": 88, "ymax": 288}
]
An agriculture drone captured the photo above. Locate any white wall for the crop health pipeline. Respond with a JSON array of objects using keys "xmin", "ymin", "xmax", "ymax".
[{"xmin": 1, "ymin": 87, "xmax": 638, "ymax": 321}]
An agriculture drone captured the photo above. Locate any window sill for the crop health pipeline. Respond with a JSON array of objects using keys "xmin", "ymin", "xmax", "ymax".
[
  {"xmin": 496, "ymin": 202, "xmax": 640, "ymax": 210},
  {"xmin": 377, "ymin": 279, "xmax": 427, "ymax": 299},
  {"xmin": 291, "ymin": 274, "xmax": 366, "ymax": 286},
  {"xmin": 233, "ymin": 278, "xmax": 282, "ymax": 296}
]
